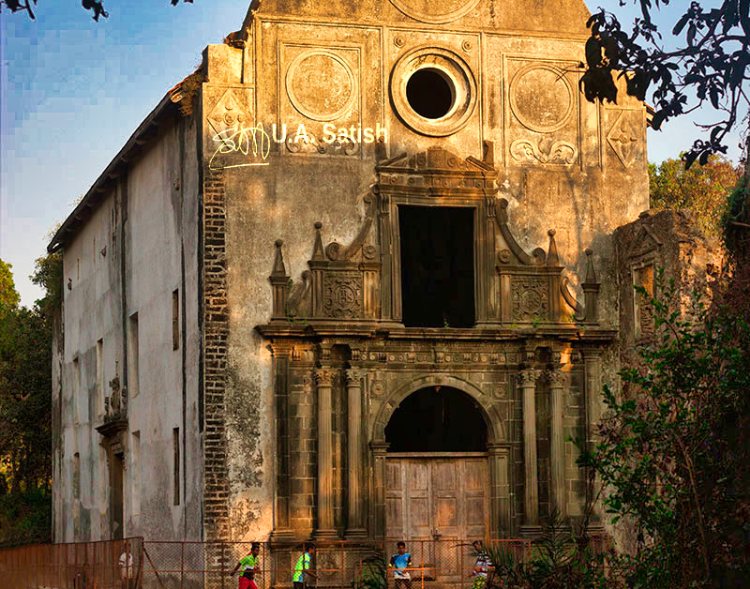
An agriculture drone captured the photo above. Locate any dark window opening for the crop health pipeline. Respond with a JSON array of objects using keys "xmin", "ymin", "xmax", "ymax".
[
  {"xmin": 406, "ymin": 68, "xmax": 454, "ymax": 119},
  {"xmin": 385, "ymin": 387, "xmax": 487, "ymax": 452},
  {"xmin": 399, "ymin": 205, "xmax": 475, "ymax": 328}
]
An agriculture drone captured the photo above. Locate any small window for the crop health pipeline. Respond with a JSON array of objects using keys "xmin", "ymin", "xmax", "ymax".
[
  {"xmin": 72, "ymin": 357, "xmax": 80, "ymax": 424},
  {"xmin": 173, "ymin": 428, "xmax": 181, "ymax": 506},
  {"xmin": 128, "ymin": 313, "xmax": 139, "ymax": 398},
  {"xmin": 131, "ymin": 431, "xmax": 141, "ymax": 516},
  {"xmin": 172, "ymin": 289, "xmax": 180, "ymax": 351},
  {"xmin": 73, "ymin": 453, "xmax": 81, "ymax": 500},
  {"xmin": 96, "ymin": 339, "xmax": 104, "ymax": 416}
]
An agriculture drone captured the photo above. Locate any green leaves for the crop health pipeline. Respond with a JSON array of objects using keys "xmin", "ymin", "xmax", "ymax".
[{"xmin": 583, "ymin": 274, "xmax": 750, "ymax": 587}]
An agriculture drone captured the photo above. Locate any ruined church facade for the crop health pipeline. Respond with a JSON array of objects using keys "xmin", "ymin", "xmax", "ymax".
[{"xmin": 50, "ymin": 0, "xmax": 675, "ymax": 551}]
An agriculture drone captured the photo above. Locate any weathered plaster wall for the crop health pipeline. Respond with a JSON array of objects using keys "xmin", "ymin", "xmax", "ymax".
[
  {"xmin": 203, "ymin": 0, "xmax": 649, "ymax": 541},
  {"xmin": 55, "ymin": 112, "xmax": 203, "ymax": 542}
]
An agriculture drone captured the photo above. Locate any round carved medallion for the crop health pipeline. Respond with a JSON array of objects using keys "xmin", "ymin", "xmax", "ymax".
[
  {"xmin": 390, "ymin": 47, "xmax": 477, "ymax": 137},
  {"xmin": 286, "ymin": 51, "xmax": 356, "ymax": 122},
  {"xmin": 390, "ymin": 0, "xmax": 480, "ymax": 24},
  {"xmin": 509, "ymin": 65, "xmax": 574, "ymax": 133}
]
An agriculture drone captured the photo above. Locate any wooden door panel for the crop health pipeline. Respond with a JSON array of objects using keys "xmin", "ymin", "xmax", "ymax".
[{"xmin": 385, "ymin": 456, "xmax": 489, "ymax": 561}]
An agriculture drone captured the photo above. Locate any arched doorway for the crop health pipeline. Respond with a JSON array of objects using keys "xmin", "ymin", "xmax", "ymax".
[{"xmin": 383, "ymin": 386, "xmax": 490, "ymax": 579}]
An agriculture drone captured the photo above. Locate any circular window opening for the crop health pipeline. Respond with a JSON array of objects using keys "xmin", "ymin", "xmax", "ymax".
[{"xmin": 406, "ymin": 68, "xmax": 455, "ymax": 120}]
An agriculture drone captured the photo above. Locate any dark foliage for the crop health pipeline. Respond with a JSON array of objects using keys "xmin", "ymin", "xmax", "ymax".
[
  {"xmin": 1, "ymin": 0, "xmax": 193, "ymax": 21},
  {"xmin": 579, "ymin": 275, "xmax": 750, "ymax": 588},
  {"xmin": 580, "ymin": 1, "xmax": 750, "ymax": 167}
]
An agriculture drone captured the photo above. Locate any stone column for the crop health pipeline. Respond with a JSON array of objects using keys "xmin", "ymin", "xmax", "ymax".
[
  {"xmin": 315, "ymin": 368, "xmax": 337, "ymax": 537},
  {"xmin": 519, "ymin": 368, "xmax": 541, "ymax": 532},
  {"xmin": 584, "ymin": 351, "xmax": 604, "ymax": 528},
  {"xmin": 548, "ymin": 364, "xmax": 567, "ymax": 519},
  {"xmin": 345, "ymin": 368, "xmax": 366, "ymax": 537}
]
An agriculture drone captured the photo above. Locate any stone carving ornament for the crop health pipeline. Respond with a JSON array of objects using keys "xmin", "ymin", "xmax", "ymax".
[
  {"xmin": 512, "ymin": 276, "xmax": 549, "ymax": 322},
  {"xmin": 509, "ymin": 64, "xmax": 574, "ymax": 133},
  {"xmin": 510, "ymin": 138, "xmax": 578, "ymax": 165},
  {"xmin": 322, "ymin": 272, "xmax": 363, "ymax": 319},
  {"xmin": 389, "ymin": 0, "xmax": 481, "ymax": 24},
  {"xmin": 286, "ymin": 50, "xmax": 356, "ymax": 122},
  {"xmin": 607, "ymin": 109, "xmax": 644, "ymax": 168}
]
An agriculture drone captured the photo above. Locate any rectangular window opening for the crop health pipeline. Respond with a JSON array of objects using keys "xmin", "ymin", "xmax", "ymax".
[
  {"xmin": 172, "ymin": 289, "xmax": 180, "ymax": 351},
  {"xmin": 173, "ymin": 427, "xmax": 180, "ymax": 506},
  {"xmin": 131, "ymin": 431, "xmax": 141, "ymax": 516},
  {"xmin": 128, "ymin": 313, "xmax": 139, "ymax": 398},
  {"xmin": 72, "ymin": 357, "xmax": 80, "ymax": 424},
  {"xmin": 96, "ymin": 339, "xmax": 104, "ymax": 417},
  {"xmin": 399, "ymin": 205, "xmax": 476, "ymax": 328}
]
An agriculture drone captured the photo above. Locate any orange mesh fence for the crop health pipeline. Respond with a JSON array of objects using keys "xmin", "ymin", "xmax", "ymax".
[
  {"xmin": 0, "ymin": 537, "xmax": 142, "ymax": 589},
  {"xmin": 0, "ymin": 535, "xmax": 609, "ymax": 589}
]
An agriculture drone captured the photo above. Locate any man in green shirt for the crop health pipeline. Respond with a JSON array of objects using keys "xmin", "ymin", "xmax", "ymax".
[
  {"xmin": 232, "ymin": 542, "xmax": 261, "ymax": 589},
  {"xmin": 293, "ymin": 543, "xmax": 317, "ymax": 589}
]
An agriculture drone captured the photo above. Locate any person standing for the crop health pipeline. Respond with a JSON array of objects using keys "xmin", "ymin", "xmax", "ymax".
[
  {"xmin": 232, "ymin": 542, "xmax": 261, "ymax": 589},
  {"xmin": 389, "ymin": 542, "xmax": 413, "ymax": 589},
  {"xmin": 292, "ymin": 543, "xmax": 317, "ymax": 589},
  {"xmin": 469, "ymin": 540, "xmax": 493, "ymax": 589}
]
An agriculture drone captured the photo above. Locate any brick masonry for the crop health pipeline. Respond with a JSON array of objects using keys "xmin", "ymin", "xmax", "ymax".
[{"xmin": 203, "ymin": 168, "xmax": 230, "ymax": 540}]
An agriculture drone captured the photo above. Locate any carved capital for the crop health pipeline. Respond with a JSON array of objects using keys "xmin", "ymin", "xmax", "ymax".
[
  {"xmin": 546, "ymin": 368, "xmax": 567, "ymax": 387},
  {"xmin": 345, "ymin": 368, "xmax": 365, "ymax": 386},
  {"xmin": 314, "ymin": 368, "xmax": 336, "ymax": 387},
  {"xmin": 517, "ymin": 368, "xmax": 542, "ymax": 386}
]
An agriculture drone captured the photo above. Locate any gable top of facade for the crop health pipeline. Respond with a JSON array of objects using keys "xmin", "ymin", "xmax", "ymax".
[{"xmin": 242, "ymin": 0, "xmax": 591, "ymax": 37}]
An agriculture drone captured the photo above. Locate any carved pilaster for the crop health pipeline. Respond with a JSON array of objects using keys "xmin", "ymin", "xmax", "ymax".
[
  {"xmin": 370, "ymin": 440, "xmax": 389, "ymax": 540},
  {"xmin": 314, "ymin": 367, "xmax": 337, "ymax": 538},
  {"xmin": 584, "ymin": 350, "xmax": 604, "ymax": 527},
  {"xmin": 269, "ymin": 342, "xmax": 293, "ymax": 537},
  {"xmin": 547, "ymin": 363, "xmax": 567, "ymax": 520},
  {"xmin": 345, "ymin": 368, "xmax": 366, "ymax": 537},
  {"xmin": 518, "ymin": 367, "xmax": 542, "ymax": 532},
  {"xmin": 488, "ymin": 443, "xmax": 511, "ymax": 538}
]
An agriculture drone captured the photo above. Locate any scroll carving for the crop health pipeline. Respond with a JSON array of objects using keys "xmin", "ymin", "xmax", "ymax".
[{"xmin": 510, "ymin": 139, "xmax": 578, "ymax": 165}]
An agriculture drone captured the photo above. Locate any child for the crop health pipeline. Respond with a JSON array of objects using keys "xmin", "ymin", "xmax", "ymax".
[
  {"xmin": 389, "ymin": 541, "xmax": 413, "ymax": 589},
  {"xmin": 292, "ymin": 543, "xmax": 317, "ymax": 589},
  {"xmin": 232, "ymin": 542, "xmax": 261, "ymax": 589},
  {"xmin": 469, "ymin": 540, "xmax": 493, "ymax": 589}
]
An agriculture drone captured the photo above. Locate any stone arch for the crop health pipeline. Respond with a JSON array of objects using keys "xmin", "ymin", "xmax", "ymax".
[{"xmin": 371, "ymin": 373, "xmax": 505, "ymax": 444}]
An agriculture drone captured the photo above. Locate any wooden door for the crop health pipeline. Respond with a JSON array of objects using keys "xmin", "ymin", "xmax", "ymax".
[{"xmin": 385, "ymin": 455, "xmax": 489, "ymax": 585}]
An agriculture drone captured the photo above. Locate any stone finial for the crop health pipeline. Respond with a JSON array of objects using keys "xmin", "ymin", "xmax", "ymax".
[
  {"xmin": 269, "ymin": 239, "xmax": 290, "ymax": 320},
  {"xmin": 583, "ymin": 248, "xmax": 598, "ymax": 284},
  {"xmin": 271, "ymin": 239, "xmax": 287, "ymax": 277},
  {"xmin": 546, "ymin": 229, "xmax": 560, "ymax": 266},
  {"xmin": 582, "ymin": 248, "xmax": 601, "ymax": 324},
  {"xmin": 312, "ymin": 221, "xmax": 325, "ymax": 261}
]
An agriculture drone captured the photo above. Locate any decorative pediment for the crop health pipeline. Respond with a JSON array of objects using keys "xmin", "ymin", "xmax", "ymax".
[
  {"xmin": 376, "ymin": 146, "xmax": 497, "ymax": 196},
  {"xmin": 627, "ymin": 223, "xmax": 663, "ymax": 259}
]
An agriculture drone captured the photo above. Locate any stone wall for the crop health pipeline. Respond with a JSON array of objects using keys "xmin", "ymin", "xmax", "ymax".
[{"xmin": 202, "ymin": 0, "xmax": 650, "ymax": 543}]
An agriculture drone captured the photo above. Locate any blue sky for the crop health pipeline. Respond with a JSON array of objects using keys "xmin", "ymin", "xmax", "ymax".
[{"xmin": 1, "ymin": 0, "xmax": 746, "ymax": 306}]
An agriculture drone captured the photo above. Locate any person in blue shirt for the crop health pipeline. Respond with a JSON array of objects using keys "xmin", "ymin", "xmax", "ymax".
[{"xmin": 389, "ymin": 541, "xmax": 413, "ymax": 589}]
